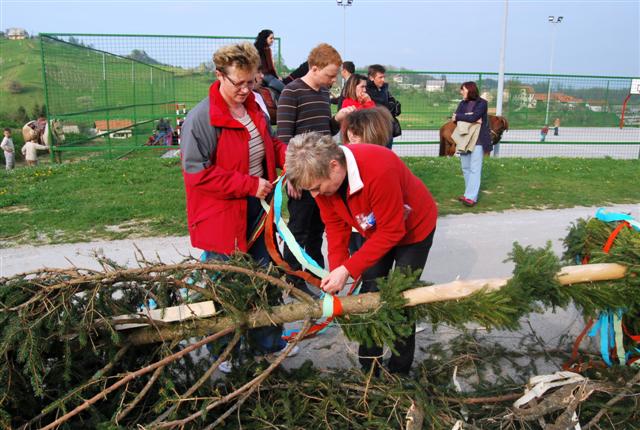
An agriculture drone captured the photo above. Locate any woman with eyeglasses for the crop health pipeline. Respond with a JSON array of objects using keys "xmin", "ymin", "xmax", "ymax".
[{"xmin": 181, "ymin": 42, "xmax": 295, "ymax": 370}]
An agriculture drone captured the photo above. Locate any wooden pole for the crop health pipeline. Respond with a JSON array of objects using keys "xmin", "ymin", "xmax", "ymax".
[{"xmin": 124, "ymin": 263, "xmax": 627, "ymax": 345}]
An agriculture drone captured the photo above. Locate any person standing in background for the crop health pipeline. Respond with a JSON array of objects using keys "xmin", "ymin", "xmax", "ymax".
[
  {"xmin": 1, "ymin": 128, "xmax": 15, "ymax": 171},
  {"xmin": 276, "ymin": 43, "xmax": 354, "ymax": 296},
  {"xmin": 553, "ymin": 117, "xmax": 560, "ymax": 136},
  {"xmin": 254, "ymin": 29, "xmax": 285, "ymax": 95},
  {"xmin": 365, "ymin": 64, "xmax": 401, "ymax": 148},
  {"xmin": 452, "ymin": 81, "xmax": 490, "ymax": 207}
]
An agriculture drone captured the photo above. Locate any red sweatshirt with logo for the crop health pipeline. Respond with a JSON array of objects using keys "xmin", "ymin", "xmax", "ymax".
[{"xmin": 315, "ymin": 144, "xmax": 438, "ymax": 278}]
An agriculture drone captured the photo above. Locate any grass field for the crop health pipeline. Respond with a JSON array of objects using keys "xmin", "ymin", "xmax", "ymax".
[{"xmin": 1, "ymin": 156, "xmax": 638, "ymax": 246}]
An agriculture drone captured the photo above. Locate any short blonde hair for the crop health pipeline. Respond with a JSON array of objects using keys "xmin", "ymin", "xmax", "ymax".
[
  {"xmin": 285, "ymin": 132, "xmax": 345, "ymax": 190},
  {"xmin": 307, "ymin": 43, "xmax": 342, "ymax": 69},
  {"xmin": 341, "ymin": 107, "xmax": 393, "ymax": 146},
  {"xmin": 213, "ymin": 42, "xmax": 260, "ymax": 73}
]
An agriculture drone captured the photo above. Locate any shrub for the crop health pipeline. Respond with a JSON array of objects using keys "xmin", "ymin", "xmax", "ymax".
[{"xmin": 7, "ymin": 80, "xmax": 24, "ymax": 94}]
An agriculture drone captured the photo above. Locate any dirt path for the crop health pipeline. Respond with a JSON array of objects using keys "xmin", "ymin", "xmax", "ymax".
[{"xmin": 2, "ymin": 203, "xmax": 638, "ymax": 377}]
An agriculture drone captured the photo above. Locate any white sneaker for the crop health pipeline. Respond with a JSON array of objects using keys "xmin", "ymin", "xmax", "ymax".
[
  {"xmin": 277, "ymin": 344, "xmax": 300, "ymax": 358},
  {"xmin": 218, "ymin": 360, "xmax": 233, "ymax": 374}
]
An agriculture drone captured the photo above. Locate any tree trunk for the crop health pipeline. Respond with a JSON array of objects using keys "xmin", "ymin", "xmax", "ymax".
[{"xmin": 124, "ymin": 263, "xmax": 626, "ymax": 345}]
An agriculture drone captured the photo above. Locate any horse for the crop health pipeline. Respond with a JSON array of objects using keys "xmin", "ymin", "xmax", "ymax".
[
  {"xmin": 22, "ymin": 119, "xmax": 65, "ymax": 146},
  {"xmin": 44, "ymin": 120, "xmax": 65, "ymax": 146},
  {"xmin": 438, "ymin": 115, "xmax": 509, "ymax": 156}
]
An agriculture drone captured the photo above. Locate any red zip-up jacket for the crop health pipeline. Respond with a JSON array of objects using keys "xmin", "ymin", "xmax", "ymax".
[
  {"xmin": 181, "ymin": 81, "xmax": 286, "ymax": 253},
  {"xmin": 315, "ymin": 144, "xmax": 437, "ymax": 278}
]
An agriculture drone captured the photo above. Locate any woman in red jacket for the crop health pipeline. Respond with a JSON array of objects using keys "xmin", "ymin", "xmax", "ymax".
[
  {"xmin": 285, "ymin": 132, "xmax": 438, "ymax": 375},
  {"xmin": 181, "ymin": 42, "xmax": 293, "ymax": 369},
  {"xmin": 340, "ymin": 74, "xmax": 376, "ymax": 110}
]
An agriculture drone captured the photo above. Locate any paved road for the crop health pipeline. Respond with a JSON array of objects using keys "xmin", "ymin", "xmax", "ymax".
[{"xmin": 394, "ymin": 127, "xmax": 640, "ymax": 158}]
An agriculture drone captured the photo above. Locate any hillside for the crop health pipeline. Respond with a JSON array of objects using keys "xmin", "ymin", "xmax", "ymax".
[{"xmin": 0, "ymin": 38, "xmax": 45, "ymax": 118}]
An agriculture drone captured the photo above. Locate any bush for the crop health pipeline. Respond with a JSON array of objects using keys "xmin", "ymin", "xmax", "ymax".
[
  {"xmin": 7, "ymin": 80, "xmax": 24, "ymax": 94},
  {"xmin": 13, "ymin": 106, "xmax": 29, "ymax": 124}
]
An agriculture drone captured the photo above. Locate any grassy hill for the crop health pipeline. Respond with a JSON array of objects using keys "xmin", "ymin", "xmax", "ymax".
[{"xmin": 0, "ymin": 38, "xmax": 45, "ymax": 119}]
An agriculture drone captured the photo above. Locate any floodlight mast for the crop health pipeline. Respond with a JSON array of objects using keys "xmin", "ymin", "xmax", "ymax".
[
  {"xmin": 336, "ymin": 0, "xmax": 354, "ymax": 59},
  {"xmin": 494, "ymin": 0, "xmax": 509, "ymax": 157},
  {"xmin": 544, "ymin": 15, "xmax": 564, "ymax": 125}
]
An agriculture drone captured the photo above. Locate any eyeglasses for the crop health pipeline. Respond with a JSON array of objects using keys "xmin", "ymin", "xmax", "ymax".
[{"xmin": 221, "ymin": 71, "xmax": 255, "ymax": 91}]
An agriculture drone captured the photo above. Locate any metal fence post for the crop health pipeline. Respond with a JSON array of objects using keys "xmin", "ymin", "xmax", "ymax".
[
  {"xmin": 102, "ymin": 52, "xmax": 112, "ymax": 159},
  {"xmin": 132, "ymin": 60, "xmax": 138, "ymax": 146}
]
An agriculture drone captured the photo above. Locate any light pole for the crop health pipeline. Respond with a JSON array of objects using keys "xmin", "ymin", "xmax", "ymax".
[
  {"xmin": 545, "ymin": 15, "xmax": 563, "ymax": 126},
  {"xmin": 494, "ymin": 0, "xmax": 509, "ymax": 157},
  {"xmin": 336, "ymin": 0, "xmax": 353, "ymax": 59}
]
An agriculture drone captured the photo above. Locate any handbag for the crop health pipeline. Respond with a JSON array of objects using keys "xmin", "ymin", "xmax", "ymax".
[{"xmin": 391, "ymin": 116, "xmax": 402, "ymax": 138}]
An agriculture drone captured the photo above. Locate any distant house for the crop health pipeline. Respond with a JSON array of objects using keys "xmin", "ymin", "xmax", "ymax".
[
  {"xmin": 425, "ymin": 79, "xmax": 446, "ymax": 92},
  {"xmin": 392, "ymin": 75, "xmax": 403, "ymax": 83},
  {"xmin": 94, "ymin": 119, "xmax": 134, "ymax": 139},
  {"xmin": 6, "ymin": 28, "xmax": 28, "ymax": 40},
  {"xmin": 481, "ymin": 91, "xmax": 494, "ymax": 103},
  {"xmin": 398, "ymin": 83, "xmax": 422, "ymax": 90},
  {"xmin": 505, "ymin": 85, "xmax": 537, "ymax": 109},
  {"xmin": 62, "ymin": 125, "xmax": 80, "ymax": 134},
  {"xmin": 586, "ymin": 99, "xmax": 608, "ymax": 112},
  {"xmin": 534, "ymin": 92, "xmax": 583, "ymax": 110}
]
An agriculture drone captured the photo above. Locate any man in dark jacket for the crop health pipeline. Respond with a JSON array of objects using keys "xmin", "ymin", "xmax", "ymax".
[
  {"xmin": 365, "ymin": 64, "xmax": 401, "ymax": 147},
  {"xmin": 331, "ymin": 60, "xmax": 355, "ymax": 109}
]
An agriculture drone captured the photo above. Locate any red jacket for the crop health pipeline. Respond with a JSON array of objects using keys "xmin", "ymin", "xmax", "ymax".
[
  {"xmin": 182, "ymin": 81, "xmax": 287, "ymax": 253},
  {"xmin": 315, "ymin": 144, "xmax": 437, "ymax": 278},
  {"xmin": 341, "ymin": 97, "xmax": 376, "ymax": 110}
]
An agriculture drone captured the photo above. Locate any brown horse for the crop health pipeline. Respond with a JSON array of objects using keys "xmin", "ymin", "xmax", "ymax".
[{"xmin": 438, "ymin": 115, "xmax": 509, "ymax": 156}]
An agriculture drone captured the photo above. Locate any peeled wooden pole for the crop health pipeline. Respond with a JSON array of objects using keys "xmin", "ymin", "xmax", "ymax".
[{"xmin": 124, "ymin": 263, "xmax": 627, "ymax": 345}]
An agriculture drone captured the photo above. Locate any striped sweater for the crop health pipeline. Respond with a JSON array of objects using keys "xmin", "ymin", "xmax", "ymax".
[{"xmin": 276, "ymin": 78, "xmax": 339, "ymax": 144}]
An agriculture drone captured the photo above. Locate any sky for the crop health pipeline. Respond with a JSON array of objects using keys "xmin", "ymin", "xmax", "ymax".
[{"xmin": 1, "ymin": 0, "xmax": 639, "ymax": 77}]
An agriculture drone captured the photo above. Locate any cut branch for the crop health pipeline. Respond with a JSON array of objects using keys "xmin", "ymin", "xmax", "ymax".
[{"xmin": 124, "ymin": 263, "xmax": 627, "ymax": 345}]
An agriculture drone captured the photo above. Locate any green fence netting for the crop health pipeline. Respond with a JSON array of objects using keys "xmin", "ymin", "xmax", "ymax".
[
  {"xmin": 40, "ymin": 33, "xmax": 283, "ymax": 160},
  {"xmin": 364, "ymin": 70, "xmax": 639, "ymax": 158},
  {"xmin": 40, "ymin": 33, "xmax": 638, "ymax": 160}
]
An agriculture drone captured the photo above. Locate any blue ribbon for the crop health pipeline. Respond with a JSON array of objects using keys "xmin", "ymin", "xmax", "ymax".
[
  {"xmin": 595, "ymin": 208, "xmax": 640, "ymax": 231},
  {"xmin": 589, "ymin": 312, "xmax": 613, "ymax": 366},
  {"xmin": 273, "ymin": 179, "xmax": 326, "ymax": 272}
]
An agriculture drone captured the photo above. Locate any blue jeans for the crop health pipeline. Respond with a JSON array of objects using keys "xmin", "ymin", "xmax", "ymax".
[
  {"xmin": 460, "ymin": 145, "xmax": 483, "ymax": 202},
  {"xmin": 202, "ymin": 197, "xmax": 285, "ymax": 355},
  {"xmin": 263, "ymin": 74, "xmax": 285, "ymax": 93}
]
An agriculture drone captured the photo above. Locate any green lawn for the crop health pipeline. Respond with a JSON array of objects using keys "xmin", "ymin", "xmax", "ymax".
[{"xmin": 1, "ymin": 156, "xmax": 638, "ymax": 246}]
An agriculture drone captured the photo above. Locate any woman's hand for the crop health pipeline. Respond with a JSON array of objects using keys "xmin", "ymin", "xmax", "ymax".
[
  {"xmin": 359, "ymin": 93, "xmax": 372, "ymax": 104},
  {"xmin": 320, "ymin": 266, "xmax": 350, "ymax": 294},
  {"xmin": 451, "ymin": 114, "xmax": 456, "ymax": 122},
  {"xmin": 255, "ymin": 178, "xmax": 274, "ymax": 199},
  {"xmin": 335, "ymin": 106, "xmax": 356, "ymax": 122},
  {"xmin": 286, "ymin": 182, "xmax": 302, "ymax": 200}
]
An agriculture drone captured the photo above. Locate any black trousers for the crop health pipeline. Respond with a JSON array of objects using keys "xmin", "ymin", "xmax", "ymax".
[
  {"xmin": 283, "ymin": 190, "xmax": 325, "ymax": 292},
  {"xmin": 358, "ymin": 228, "xmax": 435, "ymax": 375}
]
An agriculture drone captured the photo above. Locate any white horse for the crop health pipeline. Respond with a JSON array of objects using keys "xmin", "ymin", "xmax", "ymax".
[
  {"xmin": 22, "ymin": 119, "xmax": 65, "ymax": 146},
  {"xmin": 44, "ymin": 119, "xmax": 65, "ymax": 146}
]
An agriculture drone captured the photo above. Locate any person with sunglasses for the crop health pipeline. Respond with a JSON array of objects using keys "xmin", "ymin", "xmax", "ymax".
[{"xmin": 181, "ymin": 42, "xmax": 296, "ymax": 371}]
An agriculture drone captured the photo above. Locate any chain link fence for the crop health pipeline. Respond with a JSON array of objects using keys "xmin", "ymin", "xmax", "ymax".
[
  {"xmin": 40, "ymin": 33, "xmax": 282, "ymax": 160},
  {"xmin": 380, "ymin": 71, "xmax": 640, "ymax": 158},
  {"xmin": 40, "ymin": 34, "xmax": 638, "ymax": 160}
]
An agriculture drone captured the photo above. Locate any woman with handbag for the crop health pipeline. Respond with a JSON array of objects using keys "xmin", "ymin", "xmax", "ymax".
[{"xmin": 451, "ymin": 81, "xmax": 491, "ymax": 207}]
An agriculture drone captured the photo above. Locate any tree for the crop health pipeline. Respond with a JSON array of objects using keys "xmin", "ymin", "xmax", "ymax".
[
  {"xmin": 32, "ymin": 103, "xmax": 46, "ymax": 119},
  {"xmin": 7, "ymin": 80, "xmax": 24, "ymax": 94},
  {"xmin": 13, "ymin": 106, "xmax": 29, "ymax": 124}
]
